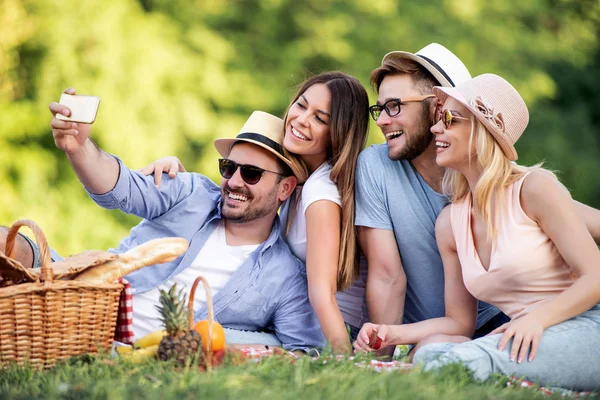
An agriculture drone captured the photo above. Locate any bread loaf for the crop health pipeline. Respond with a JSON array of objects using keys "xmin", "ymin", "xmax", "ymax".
[{"xmin": 74, "ymin": 237, "xmax": 188, "ymax": 284}]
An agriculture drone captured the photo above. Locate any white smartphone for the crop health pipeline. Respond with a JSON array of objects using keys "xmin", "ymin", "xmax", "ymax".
[{"xmin": 56, "ymin": 93, "xmax": 101, "ymax": 124}]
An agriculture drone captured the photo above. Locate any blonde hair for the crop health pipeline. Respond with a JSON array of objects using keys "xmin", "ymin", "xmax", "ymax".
[{"xmin": 442, "ymin": 118, "xmax": 551, "ymax": 240}]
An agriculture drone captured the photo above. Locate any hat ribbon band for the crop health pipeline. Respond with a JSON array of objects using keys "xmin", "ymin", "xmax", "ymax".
[
  {"xmin": 237, "ymin": 132, "xmax": 285, "ymax": 156},
  {"xmin": 418, "ymin": 55, "xmax": 455, "ymax": 87}
]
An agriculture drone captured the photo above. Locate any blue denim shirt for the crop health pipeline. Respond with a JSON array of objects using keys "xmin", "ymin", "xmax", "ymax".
[{"xmin": 87, "ymin": 156, "xmax": 325, "ymax": 349}]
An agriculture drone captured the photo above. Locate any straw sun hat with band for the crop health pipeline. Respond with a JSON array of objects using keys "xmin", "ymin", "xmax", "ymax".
[
  {"xmin": 214, "ymin": 110, "xmax": 304, "ymax": 182},
  {"xmin": 433, "ymin": 73, "xmax": 529, "ymax": 161}
]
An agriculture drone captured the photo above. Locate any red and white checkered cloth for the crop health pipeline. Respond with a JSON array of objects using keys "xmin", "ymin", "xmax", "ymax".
[
  {"xmin": 238, "ymin": 347, "xmax": 299, "ymax": 361},
  {"xmin": 506, "ymin": 376, "xmax": 595, "ymax": 398},
  {"xmin": 113, "ymin": 279, "xmax": 134, "ymax": 345},
  {"xmin": 357, "ymin": 359, "xmax": 412, "ymax": 372},
  {"xmin": 237, "ymin": 348, "xmax": 411, "ymax": 372}
]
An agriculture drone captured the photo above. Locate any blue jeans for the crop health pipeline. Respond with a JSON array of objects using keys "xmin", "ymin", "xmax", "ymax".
[{"xmin": 413, "ymin": 304, "xmax": 600, "ymax": 391}]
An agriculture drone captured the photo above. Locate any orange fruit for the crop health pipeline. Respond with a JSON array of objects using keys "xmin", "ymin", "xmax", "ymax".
[{"xmin": 194, "ymin": 320, "xmax": 226, "ymax": 352}]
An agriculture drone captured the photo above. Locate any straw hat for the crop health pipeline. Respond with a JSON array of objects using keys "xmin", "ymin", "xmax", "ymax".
[
  {"xmin": 214, "ymin": 111, "xmax": 302, "ymax": 180},
  {"xmin": 382, "ymin": 43, "xmax": 472, "ymax": 87},
  {"xmin": 434, "ymin": 74, "xmax": 529, "ymax": 161}
]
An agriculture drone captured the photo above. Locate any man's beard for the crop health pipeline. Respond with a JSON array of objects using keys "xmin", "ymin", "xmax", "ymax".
[
  {"xmin": 389, "ymin": 103, "xmax": 434, "ymax": 161},
  {"xmin": 221, "ymin": 184, "xmax": 279, "ymax": 224}
]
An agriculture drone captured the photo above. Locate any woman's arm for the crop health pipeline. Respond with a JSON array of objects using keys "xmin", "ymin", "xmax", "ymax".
[
  {"xmin": 354, "ymin": 207, "xmax": 478, "ymax": 351},
  {"xmin": 304, "ymin": 200, "xmax": 350, "ymax": 353},
  {"xmin": 573, "ymin": 200, "xmax": 600, "ymax": 245},
  {"xmin": 495, "ymin": 170, "xmax": 600, "ymax": 363}
]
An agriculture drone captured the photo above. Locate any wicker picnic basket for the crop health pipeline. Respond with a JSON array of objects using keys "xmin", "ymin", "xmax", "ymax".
[{"xmin": 0, "ymin": 219, "xmax": 123, "ymax": 368}]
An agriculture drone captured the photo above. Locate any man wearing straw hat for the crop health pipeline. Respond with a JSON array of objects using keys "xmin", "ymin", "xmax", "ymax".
[
  {"xmin": 353, "ymin": 43, "xmax": 600, "ymax": 356},
  {"xmin": 17, "ymin": 105, "xmax": 325, "ymax": 350}
]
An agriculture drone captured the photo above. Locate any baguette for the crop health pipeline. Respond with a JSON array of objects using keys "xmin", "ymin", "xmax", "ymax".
[{"xmin": 73, "ymin": 237, "xmax": 188, "ymax": 284}]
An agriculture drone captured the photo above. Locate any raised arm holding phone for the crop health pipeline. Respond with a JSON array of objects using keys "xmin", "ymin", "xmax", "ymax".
[{"xmin": 49, "ymin": 88, "xmax": 119, "ymax": 195}]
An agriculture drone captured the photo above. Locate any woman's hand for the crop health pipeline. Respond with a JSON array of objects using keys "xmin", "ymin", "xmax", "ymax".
[
  {"xmin": 490, "ymin": 314, "xmax": 544, "ymax": 363},
  {"xmin": 137, "ymin": 156, "xmax": 186, "ymax": 188},
  {"xmin": 353, "ymin": 323, "xmax": 390, "ymax": 353}
]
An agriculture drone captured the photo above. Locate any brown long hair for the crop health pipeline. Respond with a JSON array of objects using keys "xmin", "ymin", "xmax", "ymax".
[{"xmin": 283, "ymin": 71, "xmax": 370, "ymax": 291}]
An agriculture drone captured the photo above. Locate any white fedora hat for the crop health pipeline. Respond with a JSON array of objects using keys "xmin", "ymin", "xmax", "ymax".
[{"xmin": 382, "ymin": 43, "xmax": 471, "ymax": 87}]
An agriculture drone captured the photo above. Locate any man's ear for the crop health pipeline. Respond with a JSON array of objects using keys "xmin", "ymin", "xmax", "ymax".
[
  {"xmin": 278, "ymin": 176, "xmax": 297, "ymax": 201},
  {"xmin": 431, "ymin": 97, "xmax": 443, "ymax": 122}
]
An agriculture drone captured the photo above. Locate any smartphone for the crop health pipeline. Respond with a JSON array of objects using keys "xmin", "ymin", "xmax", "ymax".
[{"xmin": 56, "ymin": 93, "xmax": 101, "ymax": 124}]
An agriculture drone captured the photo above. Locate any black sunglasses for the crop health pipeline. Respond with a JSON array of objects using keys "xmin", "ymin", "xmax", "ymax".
[
  {"xmin": 218, "ymin": 158, "xmax": 286, "ymax": 185},
  {"xmin": 369, "ymin": 95, "xmax": 435, "ymax": 121}
]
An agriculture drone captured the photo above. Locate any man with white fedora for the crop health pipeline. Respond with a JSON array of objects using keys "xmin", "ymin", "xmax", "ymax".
[
  {"xmin": 42, "ymin": 102, "xmax": 325, "ymax": 349},
  {"xmin": 352, "ymin": 43, "xmax": 506, "ymax": 355}
]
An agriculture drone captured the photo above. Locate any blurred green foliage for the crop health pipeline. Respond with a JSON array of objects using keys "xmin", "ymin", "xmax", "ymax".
[{"xmin": 1, "ymin": 0, "xmax": 599, "ymax": 255}]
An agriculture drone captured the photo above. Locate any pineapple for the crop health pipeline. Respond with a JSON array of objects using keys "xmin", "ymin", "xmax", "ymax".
[{"xmin": 156, "ymin": 284, "xmax": 203, "ymax": 365}]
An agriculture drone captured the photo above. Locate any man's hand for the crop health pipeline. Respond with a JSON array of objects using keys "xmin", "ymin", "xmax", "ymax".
[
  {"xmin": 49, "ymin": 87, "xmax": 92, "ymax": 154},
  {"xmin": 48, "ymin": 87, "xmax": 119, "ymax": 195}
]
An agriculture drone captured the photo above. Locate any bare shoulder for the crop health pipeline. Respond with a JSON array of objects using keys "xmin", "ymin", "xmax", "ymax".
[
  {"xmin": 521, "ymin": 169, "xmax": 563, "ymax": 193},
  {"xmin": 435, "ymin": 205, "xmax": 454, "ymax": 248},
  {"xmin": 520, "ymin": 169, "xmax": 571, "ymax": 221}
]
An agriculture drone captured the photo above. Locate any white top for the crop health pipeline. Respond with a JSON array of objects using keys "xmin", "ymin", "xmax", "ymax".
[
  {"xmin": 286, "ymin": 162, "xmax": 342, "ymax": 262},
  {"xmin": 284, "ymin": 162, "xmax": 367, "ymax": 327},
  {"xmin": 132, "ymin": 220, "xmax": 259, "ymax": 339}
]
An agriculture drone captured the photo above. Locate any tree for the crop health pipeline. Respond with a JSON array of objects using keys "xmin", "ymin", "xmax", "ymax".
[{"xmin": 1, "ymin": 0, "xmax": 598, "ymax": 254}]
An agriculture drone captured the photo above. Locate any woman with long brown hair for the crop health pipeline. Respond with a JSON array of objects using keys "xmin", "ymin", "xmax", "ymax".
[{"xmin": 279, "ymin": 71, "xmax": 369, "ymax": 352}]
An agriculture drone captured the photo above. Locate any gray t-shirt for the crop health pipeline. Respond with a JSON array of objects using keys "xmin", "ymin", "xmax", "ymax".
[{"xmin": 355, "ymin": 144, "xmax": 498, "ymax": 328}]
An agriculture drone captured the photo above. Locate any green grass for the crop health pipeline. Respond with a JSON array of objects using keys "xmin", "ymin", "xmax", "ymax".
[{"xmin": 0, "ymin": 352, "xmax": 591, "ymax": 400}]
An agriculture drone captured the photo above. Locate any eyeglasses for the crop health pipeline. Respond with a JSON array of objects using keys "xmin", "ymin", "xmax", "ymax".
[
  {"xmin": 439, "ymin": 109, "xmax": 469, "ymax": 129},
  {"xmin": 218, "ymin": 158, "xmax": 286, "ymax": 185},
  {"xmin": 369, "ymin": 95, "xmax": 435, "ymax": 121}
]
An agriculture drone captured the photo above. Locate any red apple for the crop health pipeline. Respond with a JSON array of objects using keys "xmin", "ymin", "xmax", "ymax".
[{"xmin": 369, "ymin": 331, "xmax": 382, "ymax": 350}]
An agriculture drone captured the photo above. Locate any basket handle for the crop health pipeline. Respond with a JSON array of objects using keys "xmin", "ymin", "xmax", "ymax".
[
  {"xmin": 188, "ymin": 276, "xmax": 214, "ymax": 352},
  {"xmin": 5, "ymin": 219, "xmax": 53, "ymax": 282}
]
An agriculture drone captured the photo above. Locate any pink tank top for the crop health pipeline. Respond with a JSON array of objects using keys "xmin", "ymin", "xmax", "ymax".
[{"xmin": 450, "ymin": 172, "xmax": 575, "ymax": 320}]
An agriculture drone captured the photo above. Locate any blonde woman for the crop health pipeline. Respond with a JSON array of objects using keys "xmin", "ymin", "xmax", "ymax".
[
  {"xmin": 354, "ymin": 74, "xmax": 600, "ymax": 390},
  {"xmin": 142, "ymin": 72, "xmax": 370, "ymax": 353}
]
